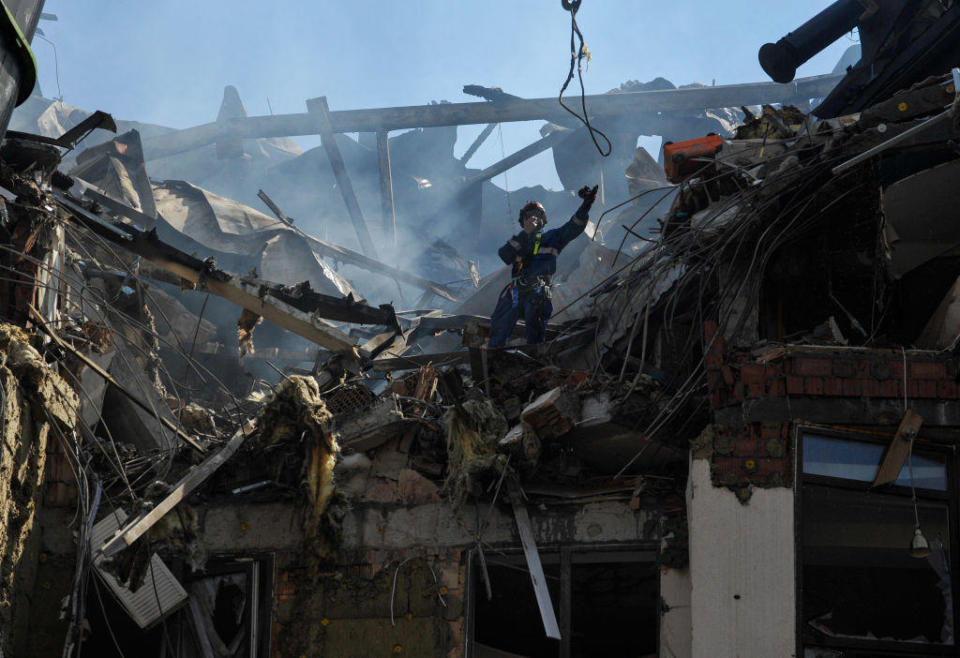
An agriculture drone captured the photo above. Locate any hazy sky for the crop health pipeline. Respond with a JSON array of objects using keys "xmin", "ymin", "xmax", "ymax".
[{"xmin": 31, "ymin": 1, "xmax": 856, "ymax": 190}]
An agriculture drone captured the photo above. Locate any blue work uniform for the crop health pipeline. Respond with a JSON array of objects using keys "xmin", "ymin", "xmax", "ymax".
[{"xmin": 488, "ymin": 207, "xmax": 589, "ymax": 347}]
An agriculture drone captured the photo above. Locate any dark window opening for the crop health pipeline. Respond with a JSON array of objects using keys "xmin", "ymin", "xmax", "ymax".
[
  {"xmin": 82, "ymin": 553, "xmax": 274, "ymax": 658},
  {"xmin": 474, "ymin": 562, "xmax": 561, "ymax": 658},
  {"xmin": 470, "ymin": 548, "xmax": 658, "ymax": 658},
  {"xmin": 570, "ymin": 562, "xmax": 658, "ymax": 657},
  {"xmin": 799, "ymin": 432, "xmax": 956, "ymax": 655}
]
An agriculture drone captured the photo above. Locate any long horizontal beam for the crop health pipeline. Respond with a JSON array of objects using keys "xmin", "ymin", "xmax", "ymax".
[{"xmin": 141, "ymin": 74, "xmax": 842, "ymax": 162}]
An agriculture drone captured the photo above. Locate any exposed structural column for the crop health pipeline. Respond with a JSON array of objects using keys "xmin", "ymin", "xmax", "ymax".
[
  {"xmin": 376, "ymin": 129, "xmax": 397, "ymax": 245},
  {"xmin": 307, "ymin": 96, "xmax": 378, "ymax": 258}
]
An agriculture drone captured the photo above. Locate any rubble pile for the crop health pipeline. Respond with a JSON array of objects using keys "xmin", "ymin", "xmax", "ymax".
[{"xmin": 0, "ymin": 4, "xmax": 959, "ymax": 653}]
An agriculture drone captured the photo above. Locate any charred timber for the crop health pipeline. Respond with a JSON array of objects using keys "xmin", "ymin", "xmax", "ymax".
[
  {"xmin": 56, "ymin": 193, "xmax": 401, "ymax": 351},
  {"xmin": 140, "ymin": 74, "xmax": 843, "ymax": 161}
]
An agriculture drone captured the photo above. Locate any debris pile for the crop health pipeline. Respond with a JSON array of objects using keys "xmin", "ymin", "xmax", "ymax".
[{"xmin": 1, "ymin": 9, "xmax": 959, "ymax": 652}]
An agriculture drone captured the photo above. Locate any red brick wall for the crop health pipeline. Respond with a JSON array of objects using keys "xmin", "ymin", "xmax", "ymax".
[
  {"xmin": 700, "ymin": 320, "xmax": 956, "ymax": 497},
  {"xmin": 703, "ymin": 321, "xmax": 956, "ymax": 410}
]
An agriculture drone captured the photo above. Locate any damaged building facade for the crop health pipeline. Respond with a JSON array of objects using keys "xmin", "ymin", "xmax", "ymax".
[{"xmin": 3, "ymin": 1, "xmax": 960, "ymax": 657}]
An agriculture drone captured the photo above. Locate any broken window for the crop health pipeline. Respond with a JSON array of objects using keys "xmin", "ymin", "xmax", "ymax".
[
  {"xmin": 467, "ymin": 547, "xmax": 658, "ymax": 658},
  {"xmin": 800, "ymin": 432, "xmax": 955, "ymax": 654},
  {"xmin": 83, "ymin": 553, "xmax": 275, "ymax": 657}
]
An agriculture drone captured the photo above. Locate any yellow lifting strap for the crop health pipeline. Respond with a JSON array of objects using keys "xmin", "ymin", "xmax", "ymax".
[{"xmin": 532, "ymin": 232, "xmax": 542, "ymax": 255}]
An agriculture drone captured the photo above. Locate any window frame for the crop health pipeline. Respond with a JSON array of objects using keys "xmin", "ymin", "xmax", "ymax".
[
  {"xmin": 464, "ymin": 542, "xmax": 659, "ymax": 658},
  {"xmin": 794, "ymin": 424, "xmax": 960, "ymax": 657}
]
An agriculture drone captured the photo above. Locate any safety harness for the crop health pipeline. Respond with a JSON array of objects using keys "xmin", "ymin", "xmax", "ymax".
[{"xmin": 508, "ymin": 232, "xmax": 555, "ymax": 308}]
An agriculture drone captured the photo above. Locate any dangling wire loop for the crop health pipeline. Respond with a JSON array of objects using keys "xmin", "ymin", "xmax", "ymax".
[{"xmin": 558, "ymin": 0, "xmax": 612, "ymax": 157}]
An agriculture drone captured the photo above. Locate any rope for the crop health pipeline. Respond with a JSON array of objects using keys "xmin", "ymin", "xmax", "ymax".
[{"xmin": 558, "ymin": 0, "xmax": 612, "ymax": 157}]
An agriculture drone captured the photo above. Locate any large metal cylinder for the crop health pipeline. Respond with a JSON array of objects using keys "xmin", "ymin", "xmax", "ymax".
[
  {"xmin": 759, "ymin": 0, "xmax": 863, "ymax": 83},
  {"xmin": 0, "ymin": 0, "xmax": 44, "ymax": 139}
]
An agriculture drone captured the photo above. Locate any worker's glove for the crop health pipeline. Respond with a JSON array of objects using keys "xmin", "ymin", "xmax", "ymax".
[
  {"xmin": 575, "ymin": 185, "xmax": 599, "ymax": 221},
  {"xmin": 578, "ymin": 185, "xmax": 599, "ymax": 206}
]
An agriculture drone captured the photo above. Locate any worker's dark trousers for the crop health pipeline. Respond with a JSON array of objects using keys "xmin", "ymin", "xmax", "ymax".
[{"xmin": 488, "ymin": 288, "xmax": 552, "ymax": 347}]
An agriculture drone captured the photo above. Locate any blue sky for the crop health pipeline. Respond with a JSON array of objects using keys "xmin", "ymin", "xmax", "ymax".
[{"xmin": 31, "ymin": 1, "xmax": 856, "ymax": 190}]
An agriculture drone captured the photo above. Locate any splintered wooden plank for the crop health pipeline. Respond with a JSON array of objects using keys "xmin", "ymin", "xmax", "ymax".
[
  {"xmin": 508, "ymin": 479, "xmax": 561, "ymax": 640},
  {"xmin": 873, "ymin": 409, "xmax": 923, "ymax": 487},
  {"xmin": 98, "ymin": 421, "xmax": 255, "ymax": 558}
]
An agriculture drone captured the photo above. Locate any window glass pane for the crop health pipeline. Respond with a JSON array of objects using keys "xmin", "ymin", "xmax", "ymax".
[
  {"xmin": 802, "ymin": 485, "xmax": 953, "ymax": 645},
  {"xmin": 803, "ymin": 434, "xmax": 947, "ymax": 490}
]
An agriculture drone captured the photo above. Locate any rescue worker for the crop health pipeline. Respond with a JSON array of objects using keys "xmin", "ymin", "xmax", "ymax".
[{"xmin": 488, "ymin": 184, "xmax": 598, "ymax": 347}]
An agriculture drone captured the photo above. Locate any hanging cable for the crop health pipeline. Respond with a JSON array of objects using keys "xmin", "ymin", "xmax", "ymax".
[
  {"xmin": 497, "ymin": 123, "xmax": 513, "ymax": 227},
  {"xmin": 558, "ymin": 0, "xmax": 611, "ymax": 157}
]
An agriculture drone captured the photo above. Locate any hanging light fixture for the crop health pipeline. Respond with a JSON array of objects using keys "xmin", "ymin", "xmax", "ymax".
[
  {"xmin": 907, "ymin": 434, "xmax": 932, "ymax": 558},
  {"xmin": 911, "ymin": 527, "xmax": 932, "ymax": 559}
]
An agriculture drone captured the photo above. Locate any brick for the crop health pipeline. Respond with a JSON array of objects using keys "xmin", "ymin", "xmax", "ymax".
[
  {"xmin": 721, "ymin": 365, "xmax": 735, "ymax": 386},
  {"xmin": 704, "ymin": 320, "xmax": 721, "ymax": 346},
  {"xmin": 917, "ymin": 380, "xmax": 938, "ymax": 399},
  {"xmin": 938, "ymin": 380, "xmax": 958, "ymax": 399},
  {"xmin": 733, "ymin": 437, "xmax": 758, "ymax": 456},
  {"xmin": 907, "ymin": 380, "xmax": 921, "ymax": 399},
  {"xmin": 824, "ymin": 378, "xmax": 843, "ymax": 397},
  {"xmin": 759, "ymin": 424, "xmax": 780, "ymax": 439},
  {"xmin": 888, "ymin": 360, "xmax": 906, "ymax": 379},
  {"xmin": 521, "ymin": 388, "xmax": 578, "ymax": 438},
  {"xmin": 842, "ymin": 379, "xmax": 862, "ymax": 397},
  {"xmin": 880, "ymin": 379, "xmax": 900, "ymax": 397},
  {"xmin": 910, "ymin": 361, "xmax": 947, "ymax": 380},
  {"xmin": 766, "ymin": 378, "xmax": 785, "ymax": 397},
  {"xmin": 746, "ymin": 382, "xmax": 764, "ymax": 398},
  {"xmin": 705, "ymin": 352, "xmax": 723, "ymax": 369},
  {"xmin": 710, "ymin": 388, "xmax": 724, "ymax": 409},
  {"xmin": 711, "ymin": 457, "xmax": 746, "ymax": 486},
  {"xmin": 871, "ymin": 360, "xmax": 893, "ymax": 379},
  {"xmin": 795, "ymin": 358, "xmax": 832, "ymax": 377},
  {"xmin": 740, "ymin": 364, "xmax": 764, "ymax": 384},
  {"xmin": 754, "ymin": 457, "xmax": 788, "ymax": 477},
  {"xmin": 855, "ymin": 360, "xmax": 871, "ymax": 378},
  {"xmin": 277, "ymin": 579, "xmax": 297, "ymax": 602},
  {"xmin": 765, "ymin": 363, "xmax": 784, "ymax": 379},
  {"xmin": 786, "ymin": 376, "xmax": 804, "ymax": 396},
  {"xmin": 833, "ymin": 360, "xmax": 855, "ymax": 378},
  {"xmin": 805, "ymin": 377, "xmax": 824, "ymax": 396},
  {"xmin": 706, "ymin": 370, "xmax": 721, "ymax": 390},
  {"xmin": 861, "ymin": 379, "xmax": 881, "ymax": 397},
  {"xmin": 733, "ymin": 383, "xmax": 745, "ymax": 401}
]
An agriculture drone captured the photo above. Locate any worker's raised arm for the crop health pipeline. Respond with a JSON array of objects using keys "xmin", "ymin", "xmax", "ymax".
[{"xmin": 550, "ymin": 185, "xmax": 598, "ymax": 250}]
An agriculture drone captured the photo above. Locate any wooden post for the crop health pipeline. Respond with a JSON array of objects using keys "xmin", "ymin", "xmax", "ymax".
[
  {"xmin": 376, "ymin": 129, "xmax": 397, "ymax": 244},
  {"xmin": 459, "ymin": 122, "xmax": 497, "ymax": 164},
  {"xmin": 306, "ymin": 96, "xmax": 379, "ymax": 259},
  {"xmin": 463, "ymin": 128, "xmax": 572, "ymax": 188}
]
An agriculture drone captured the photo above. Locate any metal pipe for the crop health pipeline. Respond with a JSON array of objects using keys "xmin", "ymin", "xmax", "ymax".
[
  {"xmin": 0, "ymin": 0, "xmax": 45, "ymax": 139},
  {"xmin": 759, "ymin": 0, "xmax": 864, "ymax": 83}
]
